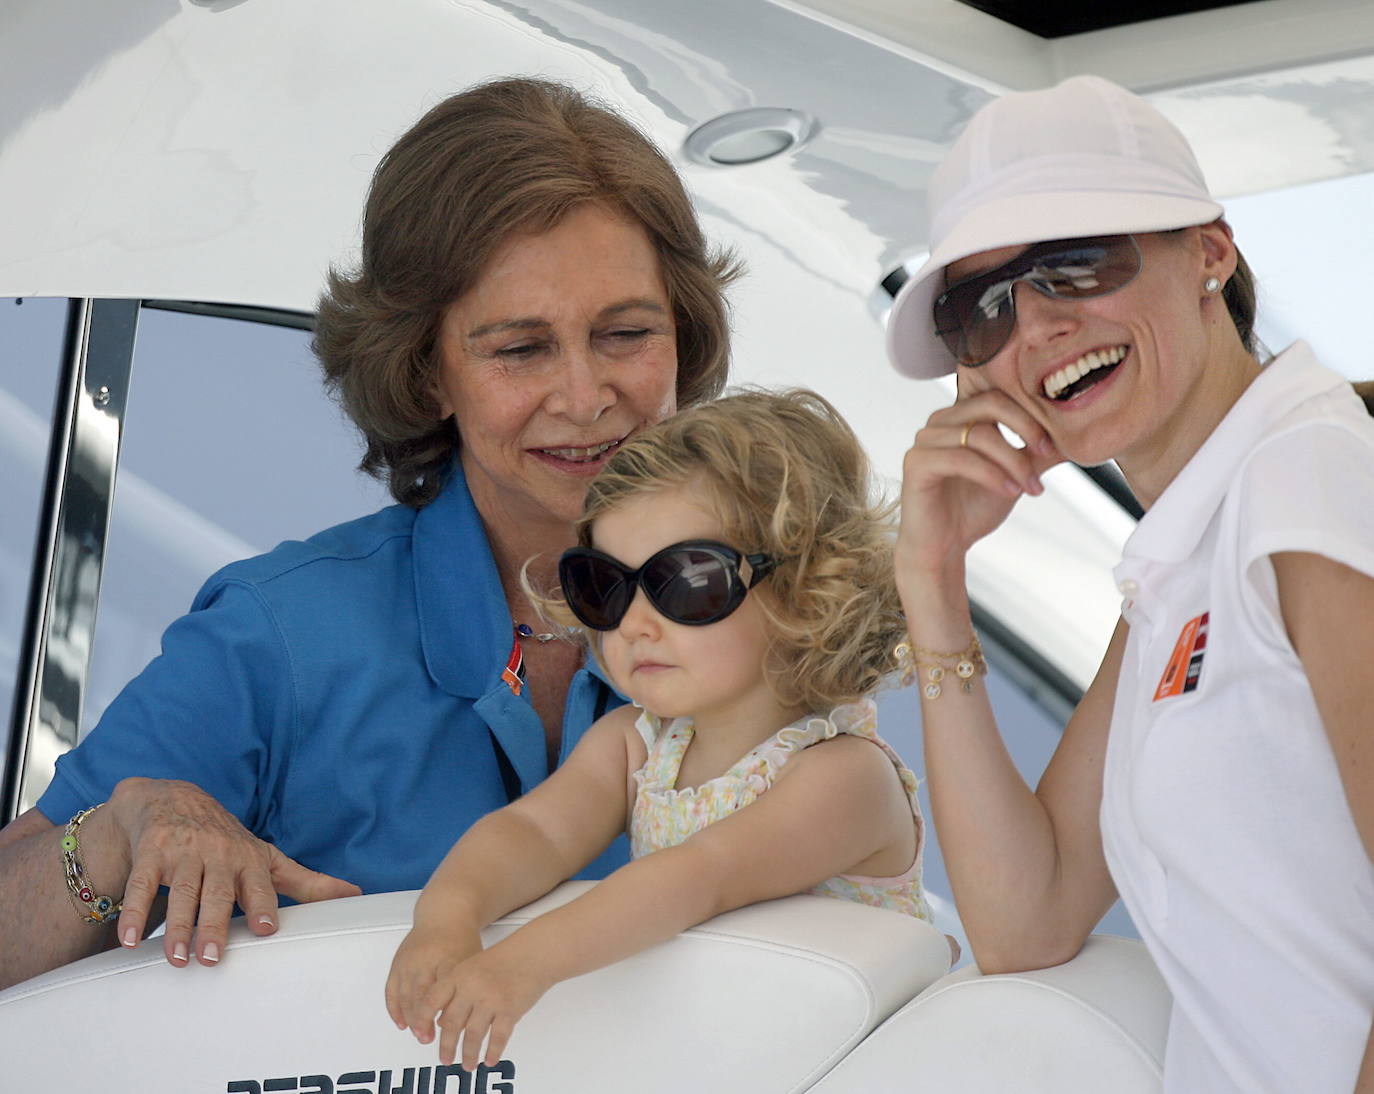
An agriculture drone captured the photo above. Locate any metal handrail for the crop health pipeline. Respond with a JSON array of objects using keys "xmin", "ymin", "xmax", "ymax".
[{"xmin": 3, "ymin": 299, "xmax": 139, "ymax": 823}]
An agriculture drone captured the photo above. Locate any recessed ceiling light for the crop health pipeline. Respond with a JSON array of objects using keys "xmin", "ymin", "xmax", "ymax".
[{"xmin": 683, "ymin": 108, "xmax": 817, "ymax": 167}]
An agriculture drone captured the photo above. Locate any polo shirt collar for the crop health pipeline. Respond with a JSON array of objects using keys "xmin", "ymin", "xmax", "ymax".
[
  {"xmin": 1123, "ymin": 341, "xmax": 1341, "ymax": 564},
  {"xmin": 413, "ymin": 464, "xmax": 515, "ymax": 699}
]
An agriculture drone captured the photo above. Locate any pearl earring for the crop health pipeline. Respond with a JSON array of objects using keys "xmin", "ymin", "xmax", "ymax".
[{"xmin": 1204, "ymin": 276, "xmax": 1222, "ymax": 294}]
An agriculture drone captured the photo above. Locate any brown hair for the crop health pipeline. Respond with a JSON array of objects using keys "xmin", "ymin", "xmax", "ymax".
[
  {"xmin": 1224, "ymin": 248, "xmax": 1258, "ymax": 356},
  {"xmin": 1354, "ymin": 380, "xmax": 1374, "ymax": 416},
  {"xmin": 535, "ymin": 389, "xmax": 907, "ymax": 713},
  {"xmin": 1161, "ymin": 223, "xmax": 1258, "ymax": 355},
  {"xmin": 315, "ymin": 77, "xmax": 741, "ymax": 506}
]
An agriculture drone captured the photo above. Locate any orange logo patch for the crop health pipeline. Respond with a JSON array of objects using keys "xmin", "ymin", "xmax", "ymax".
[{"xmin": 1154, "ymin": 611, "xmax": 1208, "ymax": 702}]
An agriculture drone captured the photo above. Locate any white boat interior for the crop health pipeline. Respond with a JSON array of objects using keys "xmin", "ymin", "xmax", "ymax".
[
  {"xmin": 3, "ymin": 882, "xmax": 1169, "ymax": 1093},
  {"xmin": 2, "ymin": 0, "xmax": 1372, "ymax": 1087}
]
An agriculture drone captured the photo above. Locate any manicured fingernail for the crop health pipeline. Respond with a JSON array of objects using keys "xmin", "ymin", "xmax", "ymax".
[
  {"xmin": 121, "ymin": 927, "xmax": 137, "ymax": 948},
  {"xmin": 256, "ymin": 915, "xmax": 275, "ymax": 930},
  {"xmin": 202, "ymin": 943, "xmax": 220, "ymax": 964},
  {"xmin": 172, "ymin": 942, "xmax": 188, "ymax": 964}
]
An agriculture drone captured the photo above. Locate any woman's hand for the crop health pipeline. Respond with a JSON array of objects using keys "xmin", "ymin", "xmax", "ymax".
[
  {"xmin": 897, "ymin": 389, "xmax": 1064, "ymax": 581},
  {"xmin": 108, "ymin": 777, "xmax": 361, "ymax": 967},
  {"xmin": 386, "ymin": 926, "xmax": 549, "ymax": 1070}
]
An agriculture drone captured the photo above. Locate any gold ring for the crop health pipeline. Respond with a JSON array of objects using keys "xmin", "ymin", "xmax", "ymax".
[{"xmin": 959, "ymin": 422, "xmax": 975, "ymax": 448}]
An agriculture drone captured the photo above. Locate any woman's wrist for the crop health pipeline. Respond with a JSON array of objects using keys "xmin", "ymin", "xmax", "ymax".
[
  {"xmin": 896, "ymin": 561, "xmax": 976, "ymax": 645},
  {"xmin": 70, "ymin": 788, "xmax": 136, "ymax": 909}
]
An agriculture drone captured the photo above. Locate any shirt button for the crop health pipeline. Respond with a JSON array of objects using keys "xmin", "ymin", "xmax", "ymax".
[{"xmin": 1118, "ymin": 579, "xmax": 1139, "ymax": 597}]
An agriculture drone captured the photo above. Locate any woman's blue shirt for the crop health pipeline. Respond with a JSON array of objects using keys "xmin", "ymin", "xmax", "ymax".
[{"xmin": 36, "ymin": 468, "xmax": 629, "ymax": 890}]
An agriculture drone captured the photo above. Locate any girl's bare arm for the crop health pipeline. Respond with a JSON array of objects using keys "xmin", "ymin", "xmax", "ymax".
[
  {"xmin": 385, "ymin": 705, "xmax": 640, "ymax": 1038},
  {"xmin": 409, "ymin": 730, "xmax": 911, "ymax": 1069}
]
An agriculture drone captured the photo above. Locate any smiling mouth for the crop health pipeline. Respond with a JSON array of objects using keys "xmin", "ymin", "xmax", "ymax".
[
  {"xmin": 536, "ymin": 437, "xmax": 624, "ymax": 463},
  {"xmin": 1042, "ymin": 345, "xmax": 1127, "ymax": 401}
]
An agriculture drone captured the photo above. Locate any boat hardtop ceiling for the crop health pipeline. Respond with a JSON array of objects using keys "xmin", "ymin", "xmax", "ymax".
[{"xmin": 5, "ymin": 0, "xmax": 1373, "ymax": 312}]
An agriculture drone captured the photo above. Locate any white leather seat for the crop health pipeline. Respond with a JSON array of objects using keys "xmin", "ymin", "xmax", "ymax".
[
  {"xmin": 0, "ymin": 882, "xmax": 952, "ymax": 1093},
  {"xmin": 810, "ymin": 934, "xmax": 1172, "ymax": 1092}
]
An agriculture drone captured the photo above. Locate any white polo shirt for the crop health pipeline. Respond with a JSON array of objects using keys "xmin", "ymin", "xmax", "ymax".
[{"xmin": 1101, "ymin": 342, "xmax": 1374, "ymax": 1092}]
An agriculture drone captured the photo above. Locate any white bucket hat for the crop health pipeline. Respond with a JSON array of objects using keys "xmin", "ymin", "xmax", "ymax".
[{"xmin": 886, "ymin": 74, "xmax": 1224, "ymax": 379}]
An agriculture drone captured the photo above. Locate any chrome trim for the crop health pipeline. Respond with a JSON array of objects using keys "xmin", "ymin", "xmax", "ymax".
[
  {"xmin": 141, "ymin": 299, "xmax": 314, "ymax": 331},
  {"xmin": 3, "ymin": 299, "xmax": 139, "ymax": 823}
]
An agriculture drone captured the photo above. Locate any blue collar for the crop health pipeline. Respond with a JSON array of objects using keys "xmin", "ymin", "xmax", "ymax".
[
  {"xmin": 412, "ymin": 465, "xmax": 622, "ymax": 696},
  {"xmin": 412, "ymin": 465, "xmax": 625, "ymax": 790},
  {"xmin": 413, "ymin": 466, "xmax": 516, "ymax": 699}
]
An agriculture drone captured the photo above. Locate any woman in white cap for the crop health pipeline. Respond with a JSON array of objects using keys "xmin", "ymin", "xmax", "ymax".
[{"xmin": 887, "ymin": 75, "xmax": 1374, "ymax": 1092}]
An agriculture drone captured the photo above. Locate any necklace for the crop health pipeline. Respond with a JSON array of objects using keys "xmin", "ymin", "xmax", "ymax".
[{"xmin": 515, "ymin": 622, "xmax": 557, "ymax": 643}]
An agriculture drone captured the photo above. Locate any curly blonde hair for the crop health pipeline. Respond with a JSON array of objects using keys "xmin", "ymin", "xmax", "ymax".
[{"xmin": 537, "ymin": 388, "xmax": 906, "ymax": 712}]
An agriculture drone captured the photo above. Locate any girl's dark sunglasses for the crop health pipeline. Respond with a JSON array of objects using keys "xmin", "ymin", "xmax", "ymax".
[
  {"xmin": 558, "ymin": 539, "xmax": 779, "ymax": 631},
  {"xmin": 934, "ymin": 234, "xmax": 1142, "ymax": 368}
]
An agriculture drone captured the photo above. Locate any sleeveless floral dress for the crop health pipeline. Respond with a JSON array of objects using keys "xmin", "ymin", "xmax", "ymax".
[{"xmin": 629, "ymin": 697, "xmax": 933, "ymax": 921}]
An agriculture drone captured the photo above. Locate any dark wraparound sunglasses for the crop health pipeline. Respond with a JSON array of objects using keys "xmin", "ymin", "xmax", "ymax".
[
  {"xmin": 558, "ymin": 539, "xmax": 779, "ymax": 631},
  {"xmin": 934, "ymin": 234, "xmax": 1143, "ymax": 368}
]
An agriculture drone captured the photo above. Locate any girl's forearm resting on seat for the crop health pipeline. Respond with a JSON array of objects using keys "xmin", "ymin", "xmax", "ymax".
[
  {"xmin": 390, "ymin": 837, "xmax": 721, "ymax": 1070},
  {"xmin": 410, "ymin": 806, "xmax": 580, "ymax": 933},
  {"xmin": 408, "ymin": 715, "xmax": 637, "ymax": 934},
  {"xmin": 385, "ymin": 734, "xmax": 635, "ymax": 1056},
  {"xmin": 491, "ymin": 840, "xmax": 723, "ymax": 985},
  {"xmin": 388, "ymin": 737, "xmax": 894, "ymax": 1071}
]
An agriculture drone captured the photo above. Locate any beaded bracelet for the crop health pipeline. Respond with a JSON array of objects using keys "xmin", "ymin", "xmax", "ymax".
[
  {"xmin": 895, "ymin": 633, "xmax": 988, "ymax": 699},
  {"xmin": 61, "ymin": 804, "xmax": 123, "ymax": 925}
]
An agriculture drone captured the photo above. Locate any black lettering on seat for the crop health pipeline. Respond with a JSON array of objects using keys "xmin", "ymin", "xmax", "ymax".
[
  {"xmin": 477, "ymin": 1061, "xmax": 516, "ymax": 1094},
  {"xmin": 379, "ymin": 1068, "xmax": 423, "ymax": 1094},
  {"xmin": 337, "ymin": 1071, "xmax": 378, "ymax": 1094},
  {"xmin": 432, "ymin": 1064, "xmax": 471, "ymax": 1094}
]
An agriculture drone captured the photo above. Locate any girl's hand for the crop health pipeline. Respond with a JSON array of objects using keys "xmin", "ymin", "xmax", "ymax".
[
  {"xmin": 896, "ymin": 388, "xmax": 1064, "ymax": 580},
  {"xmin": 386, "ymin": 928, "xmax": 549, "ymax": 1070},
  {"xmin": 385, "ymin": 922, "xmax": 483, "ymax": 1040}
]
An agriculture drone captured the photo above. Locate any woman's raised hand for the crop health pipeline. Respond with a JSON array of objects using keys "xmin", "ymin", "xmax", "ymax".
[
  {"xmin": 897, "ymin": 389, "xmax": 1064, "ymax": 581},
  {"xmin": 108, "ymin": 777, "xmax": 361, "ymax": 967}
]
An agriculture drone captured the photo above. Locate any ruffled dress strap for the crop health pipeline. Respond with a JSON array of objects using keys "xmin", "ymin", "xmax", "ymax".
[{"xmin": 632, "ymin": 708, "xmax": 691, "ymax": 779}]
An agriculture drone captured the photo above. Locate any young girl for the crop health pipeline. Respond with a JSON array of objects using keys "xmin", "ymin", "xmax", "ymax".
[{"xmin": 385, "ymin": 388, "xmax": 934, "ymax": 1069}]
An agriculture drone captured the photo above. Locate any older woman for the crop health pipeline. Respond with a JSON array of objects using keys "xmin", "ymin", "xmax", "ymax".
[
  {"xmin": 888, "ymin": 76, "xmax": 1374, "ymax": 1091},
  {"xmin": 0, "ymin": 78, "xmax": 737, "ymax": 989}
]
